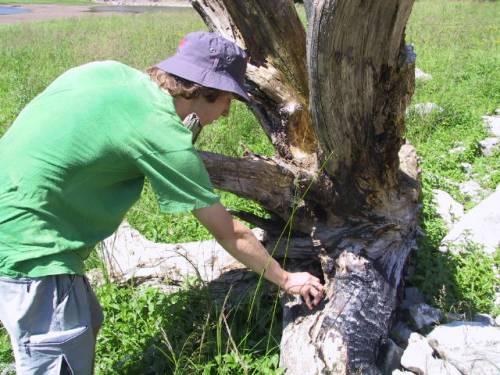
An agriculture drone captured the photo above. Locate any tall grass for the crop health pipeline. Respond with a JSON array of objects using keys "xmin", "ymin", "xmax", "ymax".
[{"xmin": 1, "ymin": 0, "xmax": 499, "ymax": 373}]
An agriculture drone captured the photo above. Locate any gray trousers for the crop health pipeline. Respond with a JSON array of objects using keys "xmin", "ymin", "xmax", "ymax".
[{"xmin": 0, "ymin": 275, "xmax": 104, "ymax": 375}]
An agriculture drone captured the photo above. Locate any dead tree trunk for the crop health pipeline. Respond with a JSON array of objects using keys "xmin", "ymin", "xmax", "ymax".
[{"xmin": 190, "ymin": 0, "xmax": 419, "ymax": 374}]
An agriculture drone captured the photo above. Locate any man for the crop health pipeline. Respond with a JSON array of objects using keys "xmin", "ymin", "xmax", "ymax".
[{"xmin": 0, "ymin": 31, "xmax": 324, "ymax": 374}]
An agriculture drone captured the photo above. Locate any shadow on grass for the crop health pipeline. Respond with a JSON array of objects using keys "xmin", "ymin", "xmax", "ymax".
[
  {"xmin": 406, "ymin": 233, "xmax": 498, "ymax": 319},
  {"xmin": 94, "ymin": 270, "xmax": 283, "ymax": 374}
]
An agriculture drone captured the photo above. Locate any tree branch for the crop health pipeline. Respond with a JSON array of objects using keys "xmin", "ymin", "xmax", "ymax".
[
  {"xmin": 191, "ymin": 0, "xmax": 319, "ymax": 166},
  {"xmin": 199, "ymin": 151, "xmax": 295, "ymax": 219}
]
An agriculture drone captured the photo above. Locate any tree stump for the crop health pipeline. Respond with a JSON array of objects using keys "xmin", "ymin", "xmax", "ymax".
[{"xmin": 190, "ymin": 1, "xmax": 419, "ymax": 373}]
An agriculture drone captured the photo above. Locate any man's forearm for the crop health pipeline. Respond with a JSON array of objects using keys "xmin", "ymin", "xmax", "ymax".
[{"xmin": 217, "ymin": 220, "xmax": 289, "ymax": 288}]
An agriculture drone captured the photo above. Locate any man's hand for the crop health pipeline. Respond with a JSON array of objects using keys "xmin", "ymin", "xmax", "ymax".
[
  {"xmin": 283, "ymin": 271, "xmax": 324, "ymax": 310},
  {"xmin": 193, "ymin": 203, "xmax": 325, "ymax": 310}
]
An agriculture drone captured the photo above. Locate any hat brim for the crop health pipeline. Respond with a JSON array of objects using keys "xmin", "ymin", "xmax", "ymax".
[{"xmin": 156, "ymin": 56, "xmax": 250, "ymax": 102}]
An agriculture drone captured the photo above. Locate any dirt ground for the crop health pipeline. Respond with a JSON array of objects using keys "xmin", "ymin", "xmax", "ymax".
[{"xmin": 0, "ymin": 1, "xmax": 190, "ymax": 24}]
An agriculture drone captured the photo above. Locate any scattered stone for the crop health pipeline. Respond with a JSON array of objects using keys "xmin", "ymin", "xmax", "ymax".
[
  {"xmin": 139, "ymin": 281, "xmax": 181, "ymax": 295},
  {"xmin": 448, "ymin": 146, "xmax": 466, "ymax": 154},
  {"xmin": 86, "ymin": 268, "xmax": 105, "ymax": 287},
  {"xmin": 415, "ymin": 68, "xmax": 432, "ymax": 81},
  {"xmin": 408, "ymin": 102, "xmax": 444, "ymax": 116},
  {"xmin": 431, "ymin": 190, "xmax": 464, "ymax": 229},
  {"xmin": 0, "ymin": 364, "xmax": 15, "ymax": 375},
  {"xmin": 401, "ymin": 287, "xmax": 426, "ymax": 310},
  {"xmin": 409, "ymin": 303, "xmax": 443, "ymax": 330},
  {"xmin": 473, "ymin": 313, "xmax": 495, "ymax": 326},
  {"xmin": 427, "ymin": 321, "xmax": 500, "ymax": 375},
  {"xmin": 401, "ymin": 333, "xmax": 461, "ymax": 375},
  {"xmin": 482, "ymin": 115, "xmax": 500, "ymax": 137},
  {"xmin": 440, "ymin": 187, "xmax": 500, "ymax": 256},
  {"xmin": 379, "ymin": 339, "xmax": 404, "ymax": 375},
  {"xmin": 445, "ymin": 312, "xmax": 466, "ymax": 322},
  {"xmin": 458, "ymin": 180, "xmax": 484, "ymax": 203},
  {"xmin": 479, "ymin": 137, "xmax": 499, "ymax": 157},
  {"xmin": 460, "ymin": 162, "xmax": 473, "ymax": 175},
  {"xmin": 391, "ymin": 321, "xmax": 413, "ymax": 347}
]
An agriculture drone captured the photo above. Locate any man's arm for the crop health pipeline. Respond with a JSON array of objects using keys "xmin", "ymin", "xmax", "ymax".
[{"xmin": 193, "ymin": 203, "xmax": 324, "ymax": 309}]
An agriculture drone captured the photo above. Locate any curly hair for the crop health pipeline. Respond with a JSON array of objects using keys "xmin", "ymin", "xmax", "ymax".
[{"xmin": 146, "ymin": 67, "xmax": 221, "ymax": 103}]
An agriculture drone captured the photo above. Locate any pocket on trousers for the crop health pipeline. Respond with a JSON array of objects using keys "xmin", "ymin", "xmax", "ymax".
[
  {"xmin": 27, "ymin": 326, "xmax": 87, "ymax": 346},
  {"xmin": 24, "ymin": 326, "xmax": 94, "ymax": 375}
]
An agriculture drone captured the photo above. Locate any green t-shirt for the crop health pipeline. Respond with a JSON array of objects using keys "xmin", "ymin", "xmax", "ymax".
[{"xmin": 0, "ymin": 61, "xmax": 219, "ymax": 278}]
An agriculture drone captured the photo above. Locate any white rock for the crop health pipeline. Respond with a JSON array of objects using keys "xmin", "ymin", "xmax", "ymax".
[
  {"xmin": 415, "ymin": 68, "xmax": 432, "ymax": 81},
  {"xmin": 458, "ymin": 180, "xmax": 484, "ymax": 203},
  {"xmin": 496, "ymin": 315, "xmax": 500, "ymax": 327},
  {"xmin": 479, "ymin": 137, "xmax": 499, "ymax": 157},
  {"xmin": 445, "ymin": 312, "xmax": 466, "ymax": 322},
  {"xmin": 86, "ymin": 268, "xmax": 105, "ymax": 287},
  {"xmin": 427, "ymin": 321, "xmax": 500, "ymax": 375},
  {"xmin": 409, "ymin": 303, "xmax": 443, "ymax": 330},
  {"xmin": 432, "ymin": 190, "xmax": 464, "ymax": 229},
  {"xmin": 448, "ymin": 146, "xmax": 466, "ymax": 154},
  {"xmin": 460, "ymin": 162, "xmax": 473, "ymax": 174},
  {"xmin": 482, "ymin": 115, "xmax": 500, "ymax": 137},
  {"xmin": 392, "ymin": 370, "xmax": 414, "ymax": 375},
  {"xmin": 473, "ymin": 313, "xmax": 495, "ymax": 326},
  {"xmin": 408, "ymin": 102, "xmax": 444, "ymax": 116},
  {"xmin": 441, "ymin": 188, "xmax": 500, "ymax": 255},
  {"xmin": 401, "ymin": 333, "xmax": 461, "ymax": 375}
]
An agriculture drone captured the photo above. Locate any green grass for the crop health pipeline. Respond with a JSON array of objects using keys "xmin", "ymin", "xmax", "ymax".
[
  {"xmin": 93, "ymin": 281, "xmax": 283, "ymax": 374},
  {"xmin": 404, "ymin": 0, "xmax": 499, "ymax": 316},
  {"xmin": 0, "ymin": 0, "xmax": 499, "ymax": 373}
]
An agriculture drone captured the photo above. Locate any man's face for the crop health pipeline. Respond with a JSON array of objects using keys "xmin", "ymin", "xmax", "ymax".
[{"xmin": 193, "ymin": 92, "xmax": 234, "ymax": 126}]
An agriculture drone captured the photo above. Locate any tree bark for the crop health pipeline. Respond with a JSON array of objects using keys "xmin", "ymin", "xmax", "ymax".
[{"xmin": 189, "ymin": 1, "xmax": 418, "ymax": 374}]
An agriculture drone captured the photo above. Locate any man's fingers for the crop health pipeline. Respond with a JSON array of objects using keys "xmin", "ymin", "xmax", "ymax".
[
  {"xmin": 313, "ymin": 281, "xmax": 324, "ymax": 292},
  {"xmin": 303, "ymin": 291, "xmax": 313, "ymax": 310},
  {"xmin": 309, "ymin": 287, "xmax": 320, "ymax": 297},
  {"xmin": 307, "ymin": 286, "xmax": 323, "ymax": 307},
  {"xmin": 283, "ymin": 272, "xmax": 325, "ymax": 309},
  {"xmin": 313, "ymin": 288, "xmax": 323, "ymax": 306}
]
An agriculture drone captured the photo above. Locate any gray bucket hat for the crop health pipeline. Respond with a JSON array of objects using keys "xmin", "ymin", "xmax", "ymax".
[{"xmin": 156, "ymin": 31, "xmax": 250, "ymax": 102}]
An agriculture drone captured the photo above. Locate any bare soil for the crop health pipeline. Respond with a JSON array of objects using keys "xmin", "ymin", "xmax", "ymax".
[{"xmin": 0, "ymin": 2, "xmax": 190, "ymax": 24}]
